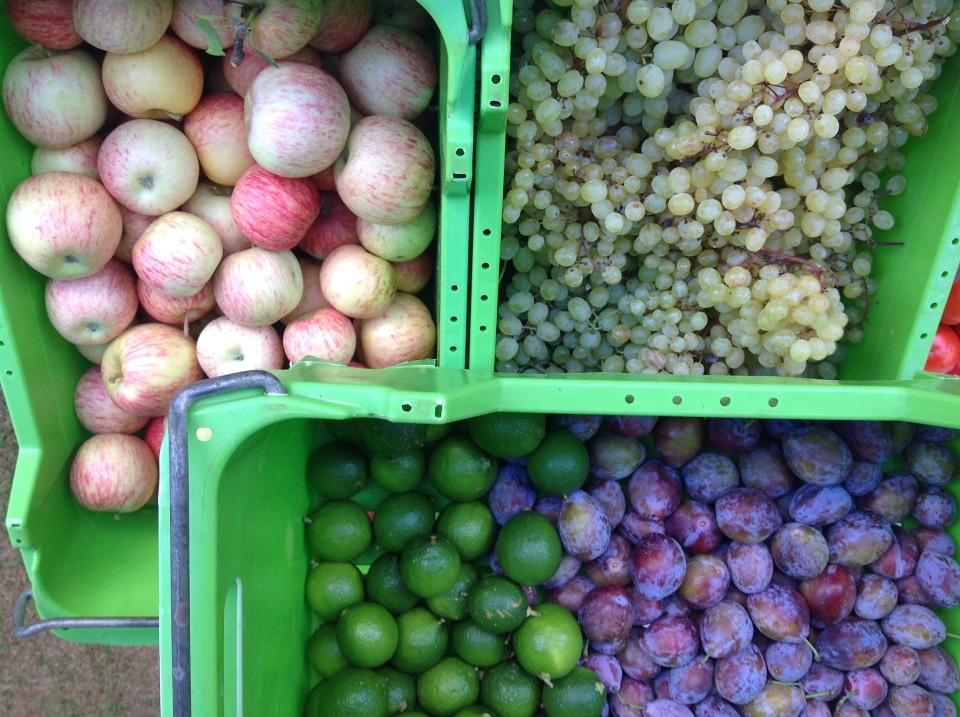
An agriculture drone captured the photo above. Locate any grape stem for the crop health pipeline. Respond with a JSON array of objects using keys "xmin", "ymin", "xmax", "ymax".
[
  {"xmin": 876, "ymin": 12, "xmax": 950, "ymax": 36},
  {"xmin": 745, "ymin": 248, "xmax": 837, "ymax": 289}
]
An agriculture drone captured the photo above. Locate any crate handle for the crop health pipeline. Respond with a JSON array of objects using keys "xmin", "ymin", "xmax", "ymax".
[
  {"xmin": 168, "ymin": 370, "xmax": 287, "ymax": 717},
  {"xmin": 468, "ymin": 0, "xmax": 487, "ymax": 44},
  {"xmin": 11, "ymin": 588, "xmax": 159, "ymax": 638}
]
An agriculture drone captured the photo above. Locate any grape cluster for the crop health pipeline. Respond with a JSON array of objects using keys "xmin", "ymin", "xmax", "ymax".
[
  {"xmin": 497, "ymin": 416, "xmax": 960, "ymax": 717},
  {"xmin": 497, "ymin": 0, "xmax": 959, "ymax": 376}
]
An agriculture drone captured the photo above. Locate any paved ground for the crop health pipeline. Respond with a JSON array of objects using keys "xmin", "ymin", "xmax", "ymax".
[{"xmin": 0, "ymin": 393, "xmax": 161, "ymax": 716}]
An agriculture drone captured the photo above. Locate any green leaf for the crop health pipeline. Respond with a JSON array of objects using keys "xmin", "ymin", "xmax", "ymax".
[
  {"xmin": 257, "ymin": 50, "xmax": 280, "ymax": 69},
  {"xmin": 196, "ymin": 17, "xmax": 225, "ymax": 56}
]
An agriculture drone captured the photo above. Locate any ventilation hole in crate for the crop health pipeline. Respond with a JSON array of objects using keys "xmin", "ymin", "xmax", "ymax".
[
  {"xmin": 672, "ymin": 395, "xmax": 682, "ymax": 405},
  {"xmin": 451, "ymin": 284, "xmax": 459, "ymax": 291},
  {"xmin": 453, "ymin": 172, "xmax": 467, "ymax": 180},
  {"xmin": 492, "ymin": 74, "xmax": 502, "ymax": 84},
  {"xmin": 456, "ymin": 147, "xmax": 465, "ymax": 156},
  {"xmin": 921, "ymin": 332, "xmax": 929, "ymax": 340},
  {"xmin": 450, "ymin": 316, "xmax": 458, "ymax": 323},
  {"xmin": 4, "ymin": 370, "xmax": 11, "ymax": 377},
  {"xmin": 931, "ymin": 302, "xmax": 939, "ymax": 310},
  {"xmin": 435, "ymin": 404, "xmax": 443, "ymax": 419},
  {"xmin": 482, "ymin": 262, "xmax": 490, "ymax": 270},
  {"xmin": 449, "ymin": 346, "xmax": 458, "ymax": 352},
  {"xmin": 943, "ymin": 271, "xmax": 950, "ymax": 278},
  {"xmin": 479, "ymin": 325, "xmax": 488, "ymax": 332},
  {"xmin": 483, "ymin": 228, "xmax": 492, "ymax": 236},
  {"xmin": 624, "ymin": 394, "xmax": 635, "ymax": 404},
  {"xmin": 490, "ymin": 100, "xmax": 502, "ymax": 108},
  {"xmin": 720, "ymin": 396, "xmax": 731, "ymax": 407},
  {"xmin": 401, "ymin": 403, "xmax": 412, "ymax": 412},
  {"xmin": 953, "ymin": 237, "xmax": 959, "ymax": 245},
  {"xmin": 196, "ymin": 427, "xmax": 213, "ymax": 442},
  {"xmin": 768, "ymin": 398, "xmax": 779, "ymax": 407},
  {"xmin": 480, "ymin": 294, "xmax": 489, "ymax": 301}
]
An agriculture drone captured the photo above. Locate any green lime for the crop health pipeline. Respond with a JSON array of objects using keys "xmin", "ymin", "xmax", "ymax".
[
  {"xmin": 391, "ymin": 606, "xmax": 449, "ymax": 674},
  {"xmin": 399, "ymin": 535, "xmax": 462, "ymax": 599},
  {"xmin": 525, "ymin": 428, "xmax": 589, "ymax": 497},
  {"xmin": 357, "ymin": 418, "xmax": 428, "ymax": 454},
  {"xmin": 365, "ymin": 552, "xmax": 420, "ymax": 614},
  {"xmin": 451, "ymin": 619, "xmax": 513, "ymax": 668},
  {"xmin": 370, "ymin": 447, "xmax": 426, "ymax": 492},
  {"xmin": 306, "ymin": 623, "xmax": 349, "ymax": 679},
  {"xmin": 513, "ymin": 603, "xmax": 583, "ymax": 683},
  {"xmin": 435, "ymin": 501, "xmax": 496, "ymax": 562},
  {"xmin": 454, "ymin": 707, "xmax": 500, "ymax": 717},
  {"xmin": 542, "ymin": 665, "xmax": 606, "ymax": 717},
  {"xmin": 494, "ymin": 510, "xmax": 563, "ymax": 587},
  {"xmin": 425, "ymin": 562, "xmax": 480, "ymax": 622},
  {"xmin": 308, "ymin": 440, "xmax": 368, "ymax": 499},
  {"xmin": 427, "ymin": 434, "xmax": 498, "ymax": 502},
  {"xmin": 306, "ymin": 500, "xmax": 372, "ymax": 562},
  {"xmin": 417, "ymin": 656, "xmax": 481, "ymax": 717},
  {"xmin": 467, "ymin": 412, "xmax": 546, "ymax": 459},
  {"xmin": 372, "ymin": 491, "xmax": 436, "ymax": 554},
  {"xmin": 376, "ymin": 665, "xmax": 417, "ymax": 716},
  {"xmin": 313, "ymin": 666, "xmax": 389, "ymax": 717},
  {"xmin": 305, "ymin": 561, "xmax": 365, "ymax": 622},
  {"xmin": 304, "ymin": 682, "xmax": 322, "ymax": 717},
  {"xmin": 425, "ymin": 424, "xmax": 453, "ymax": 443},
  {"xmin": 480, "ymin": 660, "xmax": 542, "ymax": 717},
  {"xmin": 466, "ymin": 575, "xmax": 529, "ymax": 635},
  {"xmin": 336, "ymin": 602, "xmax": 399, "ymax": 669}
]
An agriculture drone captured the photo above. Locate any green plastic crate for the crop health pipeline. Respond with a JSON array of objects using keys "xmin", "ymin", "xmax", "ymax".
[
  {"xmin": 468, "ymin": 0, "xmax": 960, "ymax": 380},
  {"xmin": 0, "ymin": 0, "xmax": 476, "ymax": 645},
  {"xmin": 158, "ymin": 361, "xmax": 960, "ymax": 716}
]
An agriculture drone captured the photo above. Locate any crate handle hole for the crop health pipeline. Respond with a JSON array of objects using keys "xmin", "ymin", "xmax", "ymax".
[
  {"xmin": 672, "ymin": 395, "xmax": 682, "ymax": 405},
  {"xmin": 624, "ymin": 394, "xmax": 635, "ymax": 404},
  {"xmin": 768, "ymin": 398, "xmax": 779, "ymax": 407},
  {"xmin": 720, "ymin": 396, "xmax": 731, "ymax": 407},
  {"xmin": 196, "ymin": 427, "xmax": 213, "ymax": 442}
]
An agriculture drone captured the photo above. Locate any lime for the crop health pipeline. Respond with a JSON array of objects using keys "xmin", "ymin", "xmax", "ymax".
[
  {"xmin": 480, "ymin": 660, "xmax": 542, "ymax": 717},
  {"xmin": 513, "ymin": 603, "xmax": 584, "ymax": 684},
  {"xmin": 454, "ymin": 707, "xmax": 501, "ymax": 717},
  {"xmin": 542, "ymin": 665, "xmax": 606, "ymax": 717},
  {"xmin": 399, "ymin": 535, "xmax": 462, "ymax": 599},
  {"xmin": 525, "ymin": 428, "xmax": 589, "ymax": 497},
  {"xmin": 370, "ymin": 447, "xmax": 426, "ymax": 492},
  {"xmin": 336, "ymin": 602, "xmax": 399, "ymax": 669},
  {"xmin": 435, "ymin": 501, "xmax": 496, "ymax": 562},
  {"xmin": 357, "ymin": 418, "xmax": 427, "ymax": 454},
  {"xmin": 376, "ymin": 665, "xmax": 417, "ymax": 716},
  {"xmin": 373, "ymin": 490, "xmax": 435, "ymax": 553},
  {"xmin": 304, "ymin": 682, "xmax": 322, "ymax": 717},
  {"xmin": 427, "ymin": 434, "xmax": 498, "ymax": 502},
  {"xmin": 306, "ymin": 500, "xmax": 372, "ymax": 562},
  {"xmin": 417, "ymin": 656, "xmax": 481, "ymax": 717},
  {"xmin": 426, "ymin": 562, "xmax": 480, "ymax": 621},
  {"xmin": 308, "ymin": 441, "xmax": 368, "ymax": 499},
  {"xmin": 494, "ymin": 510, "xmax": 563, "ymax": 587},
  {"xmin": 451, "ymin": 619, "xmax": 513, "ymax": 668},
  {"xmin": 391, "ymin": 606, "xmax": 449, "ymax": 674},
  {"xmin": 425, "ymin": 424, "xmax": 453, "ymax": 444},
  {"xmin": 305, "ymin": 561, "xmax": 365, "ymax": 622},
  {"xmin": 365, "ymin": 552, "xmax": 419, "ymax": 615},
  {"xmin": 467, "ymin": 575, "xmax": 529, "ymax": 635},
  {"xmin": 306, "ymin": 623, "xmax": 349, "ymax": 679},
  {"xmin": 313, "ymin": 666, "xmax": 389, "ymax": 717},
  {"xmin": 467, "ymin": 412, "xmax": 546, "ymax": 459}
]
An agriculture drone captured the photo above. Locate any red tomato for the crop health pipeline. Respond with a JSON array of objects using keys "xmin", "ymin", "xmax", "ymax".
[
  {"xmin": 942, "ymin": 281, "xmax": 960, "ymax": 325},
  {"xmin": 925, "ymin": 324, "xmax": 960, "ymax": 373}
]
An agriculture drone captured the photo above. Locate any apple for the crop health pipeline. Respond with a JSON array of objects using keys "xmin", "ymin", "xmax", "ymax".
[
  {"xmin": 357, "ymin": 199, "xmax": 436, "ymax": 262},
  {"xmin": 74, "ymin": 366, "xmax": 150, "ymax": 435},
  {"xmin": 213, "ymin": 246, "xmax": 303, "ymax": 326},
  {"xmin": 373, "ymin": 0, "xmax": 434, "ymax": 34},
  {"xmin": 319, "ymin": 244, "xmax": 397, "ymax": 319},
  {"xmin": 101, "ymin": 32, "xmax": 204, "ymax": 120},
  {"xmin": 75, "ymin": 341, "xmax": 112, "ymax": 365},
  {"xmin": 116, "ymin": 207, "xmax": 156, "ymax": 263},
  {"xmin": 45, "ymin": 258, "xmax": 138, "ymax": 345},
  {"xmin": 298, "ymin": 190, "xmax": 360, "ymax": 260},
  {"xmin": 230, "ymin": 163, "xmax": 320, "ymax": 250},
  {"xmin": 282, "ymin": 307, "xmax": 357, "ymax": 365},
  {"xmin": 169, "ymin": 0, "xmax": 233, "ymax": 50},
  {"xmin": 281, "ymin": 258, "xmax": 330, "ymax": 324},
  {"xmin": 195, "ymin": 315, "xmax": 285, "ymax": 377},
  {"xmin": 339, "ymin": 24, "xmax": 438, "ymax": 120},
  {"xmin": 2, "ymin": 45, "xmax": 108, "ymax": 149},
  {"xmin": 5, "ymin": 172, "xmax": 123, "ymax": 279},
  {"xmin": 98, "ymin": 119, "xmax": 200, "ymax": 215},
  {"xmin": 137, "ymin": 279, "xmax": 216, "ymax": 326},
  {"xmin": 71, "ymin": 0, "xmax": 173, "ymax": 54},
  {"xmin": 101, "ymin": 322, "xmax": 205, "ymax": 416},
  {"xmin": 392, "ymin": 249, "xmax": 434, "ymax": 294},
  {"xmin": 180, "ymin": 182, "xmax": 252, "ymax": 256},
  {"xmin": 143, "ymin": 415, "xmax": 167, "ymax": 459},
  {"xmin": 31, "ymin": 136, "xmax": 102, "ymax": 180},
  {"xmin": 70, "ymin": 433, "xmax": 159, "ymax": 512},
  {"xmin": 925, "ymin": 324, "xmax": 960, "ymax": 373},
  {"xmin": 222, "ymin": 0, "xmax": 323, "ymax": 66},
  {"xmin": 355, "ymin": 292, "xmax": 436, "ymax": 368},
  {"xmin": 309, "ymin": 0, "xmax": 372, "ymax": 53},
  {"xmin": 245, "ymin": 62, "xmax": 351, "ymax": 178},
  {"xmin": 334, "ymin": 115, "xmax": 436, "ymax": 225},
  {"xmin": 183, "ymin": 92, "xmax": 255, "ymax": 187},
  {"xmin": 221, "ymin": 44, "xmax": 322, "ymax": 98},
  {"xmin": 132, "ymin": 211, "xmax": 223, "ymax": 296},
  {"xmin": 312, "ymin": 165, "xmax": 337, "ymax": 192},
  {"xmin": 5, "ymin": 0, "xmax": 83, "ymax": 50}
]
